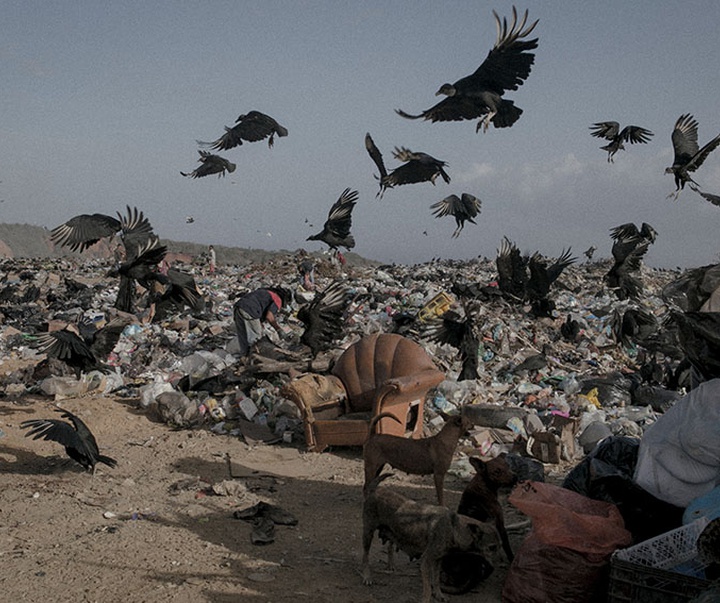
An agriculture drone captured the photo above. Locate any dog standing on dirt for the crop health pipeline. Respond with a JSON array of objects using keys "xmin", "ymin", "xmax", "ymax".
[
  {"xmin": 457, "ymin": 454, "xmax": 518, "ymax": 561},
  {"xmin": 362, "ymin": 473, "xmax": 499, "ymax": 603},
  {"xmin": 363, "ymin": 411, "xmax": 472, "ymax": 506}
]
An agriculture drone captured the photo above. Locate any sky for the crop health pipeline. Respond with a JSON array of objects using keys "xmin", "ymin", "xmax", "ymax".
[{"xmin": 2, "ymin": 1, "xmax": 720, "ymax": 269}]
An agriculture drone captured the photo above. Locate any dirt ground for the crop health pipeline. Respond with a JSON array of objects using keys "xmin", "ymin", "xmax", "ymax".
[{"xmin": 0, "ymin": 389, "xmax": 538, "ymax": 603}]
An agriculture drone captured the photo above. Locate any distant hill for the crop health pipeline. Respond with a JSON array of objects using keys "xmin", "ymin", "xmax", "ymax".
[{"xmin": 0, "ymin": 223, "xmax": 378, "ymax": 267}]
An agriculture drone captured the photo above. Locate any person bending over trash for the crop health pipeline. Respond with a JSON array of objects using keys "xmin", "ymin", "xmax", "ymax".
[{"xmin": 233, "ymin": 287, "xmax": 291, "ymax": 357}]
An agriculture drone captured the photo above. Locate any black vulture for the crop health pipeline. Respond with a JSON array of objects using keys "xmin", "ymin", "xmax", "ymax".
[
  {"xmin": 365, "ymin": 133, "xmax": 450, "ymax": 198},
  {"xmin": 525, "ymin": 248, "xmax": 576, "ymax": 316},
  {"xmin": 306, "ymin": 188, "xmax": 359, "ymax": 251},
  {"xmin": 560, "ymin": 314, "xmax": 581, "ymax": 343},
  {"xmin": 34, "ymin": 317, "xmax": 128, "ymax": 378},
  {"xmin": 198, "ymin": 111, "xmax": 287, "ymax": 151},
  {"xmin": 51, "ymin": 205, "xmax": 152, "ymax": 254},
  {"xmin": 665, "ymin": 114, "xmax": 720, "ymax": 198},
  {"xmin": 430, "ymin": 193, "xmax": 482, "ymax": 238},
  {"xmin": 108, "ymin": 237, "xmax": 168, "ymax": 313},
  {"xmin": 21, "ymin": 408, "xmax": 117, "ymax": 473},
  {"xmin": 396, "ymin": 7, "xmax": 538, "ymax": 132},
  {"xmin": 605, "ymin": 223, "xmax": 656, "ymax": 300},
  {"xmin": 589, "ymin": 121, "xmax": 654, "ymax": 162},
  {"xmin": 181, "ymin": 150, "xmax": 236, "ymax": 179},
  {"xmin": 584, "ymin": 246, "xmax": 597, "ymax": 260},
  {"xmin": 610, "ymin": 306, "xmax": 659, "ymax": 349},
  {"xmin": 495, "ymin": 237, "xmax": 528, "ymax": 301},
  {"xmin": 296, "ymin": 280, "xmax": 351, "ymax": 357},
  {"xmin": 422, "ymin": 300, "xmax": 482, "ymax": 381}
]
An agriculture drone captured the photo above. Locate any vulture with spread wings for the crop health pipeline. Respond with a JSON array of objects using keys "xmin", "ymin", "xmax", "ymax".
[
  {"xmin": 430, "ymin": 193, "xmax": 482, "ymax": 238},
  {"xmin": 590, "ymin": 121, "xmax": 654, "ymax": 162},
  {"xmin": 307, "ymin": 188, "xmax": 358, "ymax": 251},
  {"xmin": 666, "ymin": 114, "xmax": 720, "ymax": 198},
  {"xmin": 181, "ymin": 150, "xmax": 236, "ymax": 179},
  {"xmin": 198, "ymin": 110, "xmax": 288, "ymax": 151},
  {"xmin": 605, "ymin": 223, "xmax": 657, "ymax": 300},
  {"xmin": 296, "ymin": 280, "xmax": 352, "ymax": 357},
  {"xmin": 396, "ymin": 7, "xmax": 538, "ymax": 132},
  {"xmin": 365, "ymin": 133, "xmax": 450, "ymax": 198}
]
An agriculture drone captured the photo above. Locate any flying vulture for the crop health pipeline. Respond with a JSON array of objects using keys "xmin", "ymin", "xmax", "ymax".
[
  {"xmin": 198, "ymin": 110, "xmax": 288, "ymax": 150},
  {"xmin": 307, "ymin": 188, "xmax": 359, "ymax": 250},
  {"xmin": 666, "ymin": 114, "xmax": 720, "ymax": 198},
  {"xmin": 430, "ymin": 193, "xmax": 482, "ymax": 238},
  {"xmin": 589, "ymin": 121, "xmax": 654, "ymax": 162},
  {"xmin": 21, "ymin": 408, "xmax": 117, "ymax": 473},
  {"xmin": 396, "ymin": 7, "xmax": 538, "ymax": 132},
  {"xmin": 181, "ymin": 150, "xmax": 236, "ymax": 179},
  {"xmin": 365, "ymin": 133, "xmax": 450, "ymax": 198}
]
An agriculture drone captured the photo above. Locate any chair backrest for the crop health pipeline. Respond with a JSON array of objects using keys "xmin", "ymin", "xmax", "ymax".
[{"xmin": 331, "ymin": 333, "xmax": 438, "ymax": 412}]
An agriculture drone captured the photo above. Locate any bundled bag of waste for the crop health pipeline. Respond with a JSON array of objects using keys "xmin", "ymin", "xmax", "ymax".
[
  {"xmin": 503, "ymin": 481, "xmax": 632, "ymax": 603},
  {"xmin": 634, "ymin": 378, "xmax": 720, "ymax": 508}
]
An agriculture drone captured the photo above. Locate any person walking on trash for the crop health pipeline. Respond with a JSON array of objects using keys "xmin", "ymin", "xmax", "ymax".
[{"xmin": 233, "ymin": 287, "xmax": 292, "ymax": 357}]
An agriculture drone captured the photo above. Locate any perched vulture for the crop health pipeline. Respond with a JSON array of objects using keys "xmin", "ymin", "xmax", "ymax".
[
  {"xmin": 495, "ymin": 237, "xmax": 528, "ymax": 301},
  {"xmin": 21, "ymin": 408, "xmax": 117, "ymax": 473},
  {"xmin": 430, "ymin": 193, "xmax": 482, "ymax": 238},
  {"xmin": 181, "ymin": 150, "xmax": 236, "ymax": 179},
  {"xmin": 198, "ymin": 110, "xmax": 288, "ymax": 150},
  {"xmin": 365, "ymin": 133, "xmax": 450, "ymax": 198},
  {"xmin": 307, "ymin": 188, "xmax": 359, "ymax": 250},
  {"xmin": 396, "ymin": 7, "xmax": 538, "ymax": 132},
  {"xmin": 589, "ymin": 121, "xmax": 654, "ymax": 162},
  {"xmin": 666, "ymin": 114, "xmax": 720, "ymax": 198}
]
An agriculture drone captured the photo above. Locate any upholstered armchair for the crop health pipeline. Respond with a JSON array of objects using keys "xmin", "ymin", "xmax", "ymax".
[{"xmin": 281, "ymin": 333, "xmax": 445, "ymax": 452}]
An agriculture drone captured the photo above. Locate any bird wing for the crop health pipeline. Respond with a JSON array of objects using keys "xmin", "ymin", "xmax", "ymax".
[
  {"xmin": 89, "ymin": 317, "xmax": 129, "ymax": 359},
  {"xmin": 687, "ymin": 132, "xmax": 720, "ymax": 174},
  {"xmin": 431, "ymin": 195, "xmax": 461, "ymax": 219},
  {"xmin": 181, "ymin": 151, "xmax": 236, "ymax": 178},
  {"xmin": 458, "ymin": 7, "xmax": 539, "ymax": 95},
  {"xmin": 298, "ymin": 280, "xmax": 350, "ymax": 354},
  {"xmin": 159, "ymin": 269, "xmax": 203, "ymax": 310},
  {"xmin": 34, "ymin": 330, "xmax": 97, "ymax": 368},
  {"xmin": 50, "ymin": 213, "xmax": 122, "ymax": 252},
  {"xmin": 496, "ymin": 237, "xmax": 527, "ymax": 298},
  {"xmin": 324, "ymin": 188, "xmax": 358, "ymax": 238},
  {"xmin": 117, "ymin": 206, "xmax": 155, "ymax": 261},
  {"xmin": 690, "ymin": 185, "xmax": 720, "ymax": 207},
  {"xmin": 590, "ymin": 121, "xmax": 620, "ymax": 141},
  {"xmin": 671, "ymin": 114, "xmax": 700, "ymax": 166},
  {"xmin": 422, "ymin": 310, "xmax": 468, "ymax": 349},
  {"xmin": 460, "ymin": 193, "xmax": 482, "ymax": 219},
  {"xmin": 235, "ymin": 111, "xmax": 288, "ymax": 145},
  {"xmin": 620, "ymin": 125, "xmax": 654, "ymax": 144},
  {"xmin": 365, "ymin": 133, "xmax": 388, "ymax": 179},
  {"xmin": 20, "ymin": 416, "xmax": 84, "ymax": 449},
  {"xmin": 546, "ymin": 247, "xmax": 577, "ymax": 284}
]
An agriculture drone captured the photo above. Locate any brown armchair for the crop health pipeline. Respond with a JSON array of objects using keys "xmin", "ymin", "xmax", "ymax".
[{"xmin": 281, "ymin": 333, "xmax": 445, "ymax": 452}]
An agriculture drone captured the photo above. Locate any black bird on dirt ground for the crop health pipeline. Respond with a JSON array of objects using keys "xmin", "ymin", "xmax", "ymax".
[
  {"xmin": 198, "ymin": 110, "xmax": 288, "ymax": 150},
  {"xmin": 21, "ymin": 408, "xmax": 117, "ymax": 474},
  {"xmin": 181, "ymin": 150, "xmax": 236, "ymax": 179},
  {"xmin": 365, "ymin": 133, "xmax": 450, "ymax": 198},
  {"xmin": 589, "ymin": 121, "xmax": 654, "ymax": 162},
  {"xmin": 430, "ymin": 193, "xmax": 482, "ymax": 238},
  {"xmin": 666, "ymin": 114, "xmax": 720, "ymax": 199},
  {"xmin": 307, "ymin": 188, "xmax": 359, "ymax": 251},
  {"xmin": 396, "ymin": 7, "xmax": 538, "ymax": 133}
]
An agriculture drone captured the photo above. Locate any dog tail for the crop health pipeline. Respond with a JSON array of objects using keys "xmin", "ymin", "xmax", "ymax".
[
  {"xmin": 367, "ymin": 412, "xmax": 403, "ymax": 435},
  {"xmin": 364, "ymin": 472, "xmax": 394, "ymax": 497}
]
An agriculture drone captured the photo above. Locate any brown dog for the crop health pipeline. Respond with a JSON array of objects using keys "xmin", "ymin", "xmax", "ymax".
[
  {"xmin": 362, "ymin": 473, "xmax": 499, "ymax": 603},
  {"xmin": 363, "ymin": 411, "xmax": 472, "ymax": 506},
  {"xmin": 457, "ymin": 454, "xmax": 517, "ymax": 561}
]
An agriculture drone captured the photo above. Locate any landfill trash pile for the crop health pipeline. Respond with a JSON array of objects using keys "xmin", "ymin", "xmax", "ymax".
[{"xmin": 3, "ymin": 250, "xmax": 720, "ymax": 602}]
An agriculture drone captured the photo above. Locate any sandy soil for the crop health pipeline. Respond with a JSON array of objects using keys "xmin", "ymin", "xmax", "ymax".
[{"xmin": 0, "ymin": 390, "xmax": 534, "ymax": 603}]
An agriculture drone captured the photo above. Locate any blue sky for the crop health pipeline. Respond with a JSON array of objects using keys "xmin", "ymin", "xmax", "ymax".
[{"xmin": 2, "ymin": 1, "xmax": 720, "ymax": 268}]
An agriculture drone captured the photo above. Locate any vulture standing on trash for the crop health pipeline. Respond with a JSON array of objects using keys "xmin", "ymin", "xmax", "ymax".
[
  {"xmin": 430, "ymin": 193, "xmax": 482, "ymax": 238},
  {"xmin": 365, "ymin": 133, "xmax": 450, "ymax": 198},
  {"xmin": 589, "ymin": 121, "xmax": 654, "ymax": 162},
  {"xmin": 605, "ymin": 223, "xmax": 656, "ymax": 300},
  {"xmin": 34, "ymin": 317, "xmax": 128, "ymax": 379},
  {"xmin": 296, "ymin": 280, "xmax": 352, "ymax": 357},
  {"xmin": 396, "ymin": 7, "xmax": 538, "ymax": 133},
  {"xmin": 665, "ymin": 114, "xmax": 720, "ymax": 198},
  {"xmin": 306, "ymin": 188, "xmax": 359, "ymax": 251},
  {"xmin": 21, "ymin": 408, "xmax": 117, "ymax": 473},
  {"xmin": 198, "ymin": 110, "xmax": 288, "ymax": 150},
  {"xmin": 181, "ymin": 150, "xmax": 236, "ymax": 179}
]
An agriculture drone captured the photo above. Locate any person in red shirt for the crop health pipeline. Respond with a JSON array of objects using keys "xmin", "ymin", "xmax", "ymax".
[{"xmin": 233, "ymin": 287, "xmax": 291, "ymax": 357}]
